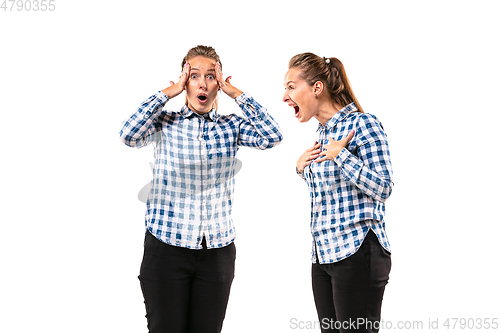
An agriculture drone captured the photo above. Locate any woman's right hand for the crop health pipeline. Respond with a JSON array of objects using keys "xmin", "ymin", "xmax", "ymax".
[
  {"xmin": 297, "ymin": 141, "xmax": 322, "ymax": 173},
  {"xmin": 161, "ymin": 63, "xmax": 191, "ymax": 99}
]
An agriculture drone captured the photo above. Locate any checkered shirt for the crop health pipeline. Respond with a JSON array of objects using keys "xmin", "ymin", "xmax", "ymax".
[
  {"xmin": 120, "ymin": 91, "xmax": 283, "ymax": 249},
  {"xmin": 297, "ymin": 102, "xmax": 393, "ymax": 264}
]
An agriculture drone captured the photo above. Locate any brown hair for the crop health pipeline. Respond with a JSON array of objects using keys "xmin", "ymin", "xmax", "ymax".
[
  {"xmin": 181, "ymin": 45, "xmax": 222, "ymax": 69},
  {"xmin": 288, "ymin": 53, "xmax": 364, "ymax": 113},
  {"xmin": 182, "ymin": 45, "xmax": 221, "ymax": 110}
]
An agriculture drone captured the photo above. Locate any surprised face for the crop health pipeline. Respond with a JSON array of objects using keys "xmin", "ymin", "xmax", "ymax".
[{"xmin": 185, "ymin": 56, "xmax": 219, "ymax": 114}]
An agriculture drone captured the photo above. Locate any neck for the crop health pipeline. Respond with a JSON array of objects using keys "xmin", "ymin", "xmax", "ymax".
[{"xmin": 314, "ymin": 99, "xmax": 344, "ymax": 125}]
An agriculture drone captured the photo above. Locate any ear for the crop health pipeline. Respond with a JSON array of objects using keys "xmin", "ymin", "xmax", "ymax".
[{"xmin": 313, "ymin": 81, "xmax": 324, "ymax": 97}]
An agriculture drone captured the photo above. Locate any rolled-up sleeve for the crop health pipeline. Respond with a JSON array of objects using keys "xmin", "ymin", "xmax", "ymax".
[
  {"xmin": 235, "ymin": 93, "xmax": 284, "ymax": 149},
  {"xmin": 334, "ymin": 114, "xmax": 394, "ymax": 202},
  {"xmin": 119, "ymin": 92, "xmax": 169, "ymax": 148}
]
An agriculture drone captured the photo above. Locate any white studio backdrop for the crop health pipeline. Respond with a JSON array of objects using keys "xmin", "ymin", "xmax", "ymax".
[{"xmin": 1, "ymin": 0, "xmax": 499, "ymax": 332}]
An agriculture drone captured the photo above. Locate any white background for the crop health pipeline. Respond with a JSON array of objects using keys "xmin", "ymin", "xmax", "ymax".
[{"xmin": 1, "ymin": 0, "xmax": 499, "ymax": 332}]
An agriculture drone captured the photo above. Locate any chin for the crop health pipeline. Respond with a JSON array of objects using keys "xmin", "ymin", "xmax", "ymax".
[
  {"xmin": 195, "ymin": 107, "xmax": 210, "ymax": 114},
  {"xmin": 188, "ymin": 101, "xmax": 213, "ymax": 114},
  {"xmin": 297, "ymin": 113, "xmax": 312, "ymax": 123}
]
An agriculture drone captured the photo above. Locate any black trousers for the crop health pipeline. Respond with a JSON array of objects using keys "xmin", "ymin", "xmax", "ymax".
[
  {"xmin": 138, "ymin": 231, "xmax": 236, "ymax": 333},
  {"xmin": 312, "ymin": 230, "xmax": 391, "ymax": 333}
]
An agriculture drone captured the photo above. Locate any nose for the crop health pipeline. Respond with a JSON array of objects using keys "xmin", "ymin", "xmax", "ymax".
[
  {"xmin": 283, "ymin": 90, "xmax": 289, "ymax": 103},
  {"xmin": 199, "ymin": 77, "xmax": 207, "ymax": 89}
]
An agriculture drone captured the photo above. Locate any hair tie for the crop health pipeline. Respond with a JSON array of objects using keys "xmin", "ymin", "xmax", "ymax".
[{"xmin": 324, "ymin": 57, "xmax": 330, "ymax": 64}]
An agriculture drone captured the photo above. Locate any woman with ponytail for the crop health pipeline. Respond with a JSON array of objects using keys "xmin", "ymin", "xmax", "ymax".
[{"xmin": 283, "ymin": 53, "xmax": 394, "ymax": 333}]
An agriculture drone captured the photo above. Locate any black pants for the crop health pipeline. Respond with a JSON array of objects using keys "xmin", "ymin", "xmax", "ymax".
[
  {"xmin": 138, "ymin": 231, "xmax": 236, "ymax": 333},
  {"xmin": 312, "ymin": 230, "xmax": 391, "ymax": 333}
]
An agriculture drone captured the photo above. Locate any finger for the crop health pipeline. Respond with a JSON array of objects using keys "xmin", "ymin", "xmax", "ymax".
[
  {"xmin": 216, "ymin": 62, "xmax": 224, "ymax": 85},
  {"xmin": 225, "ymin": 76, "xmax": 232, "ymax": 84},
  {"xmin": 183, "ymin": 62, "xmax": 190, "ymax": 76},
  {"xmin": 169, "ymin": 81, "xmax": 175, "ymax": 86},
  {"xmin": 307, "ymin": 153, "xmax": 319, "ymax": 161},
  {"xmin": 344, "ymin": 129, "xmax": 355, "ymax": 143},
  {"xmin": 304, "ymin": 145, "xmax": 321, "ymax": 161},
  {"xmin": 180, "ymin": 63, "xmax": 190, "ymax": 85},
  {"xmin": 315, "ymin": 157, "xmax": 327, "ymax": 163},
  {"xmin": 307, "ymin": 144, "xmax": 321, "ymax": 152}
]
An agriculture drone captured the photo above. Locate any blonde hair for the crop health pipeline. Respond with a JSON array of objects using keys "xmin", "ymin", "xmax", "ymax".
[{"xmin": 288, "ymin": 53, "xmax": 364, "ymax": 113}]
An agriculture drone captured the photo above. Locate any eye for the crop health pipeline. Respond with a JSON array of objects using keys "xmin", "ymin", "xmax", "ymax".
[
  {"xmin": 287, "ymin": 85, "xmax": 294, "ymax": 91},
  {"xmin": 190, "ymin": 74, "xmax": 198, "ymax": 79},
  {"xmin": 207, "ymin": 75, "xmax": 215, "ymax": 80}
]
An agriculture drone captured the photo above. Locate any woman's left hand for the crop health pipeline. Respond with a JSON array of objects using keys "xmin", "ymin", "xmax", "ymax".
[
  {"xmin": 216, "ymin": 62, "xmax": 243, "ymax": 99},
  {"xmin": 316, "ymin": 130, "xmax": 355, "ymax": 163}
]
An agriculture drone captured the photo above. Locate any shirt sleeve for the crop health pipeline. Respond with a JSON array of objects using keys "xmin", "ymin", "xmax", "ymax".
[
  {"xmin": 296, "ymin": 167, "xmax": 306, "ymax": 180},
  {"xmin": 235, "ymin": 93, "xmax": 284, "ymax": 149},
  {"xmin": 119, "ymin": 91, "xmax": 169, "ymax": 148},
  {"xmin": 334, "ymin": 114, "xmax": 394, "ymax": 202}
]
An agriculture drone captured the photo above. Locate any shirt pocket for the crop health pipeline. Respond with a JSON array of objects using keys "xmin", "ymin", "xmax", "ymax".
[{"xmin": 210, "ymin": 130, "xmax": 238, "ymax": 158}]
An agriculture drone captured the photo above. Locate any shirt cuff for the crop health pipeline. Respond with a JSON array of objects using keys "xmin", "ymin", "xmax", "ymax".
[
  {"xmin": 234, "ymin": 91, "xmax": 252, "ymax": 103},
  {"xmin": 296, "ymin": 167, "xmax": 306, "ymax": 180},
  {"xmin": 334, "ymin": 147, "xmax": 362, "ymax": 182},
  {"xmin": 157, "ymin": 91, "xmax": 170, "ymax": 102},
  {"xmin": 235, "ymin": 92, "xmax": 265, "ymax": 120},
  {"xmin": 140, "ymin": 92, "xmax": 169, "ymax": 119},
  {"xmin": 334, "ymin": 148, "xmax": 351, "ymax": 168}
]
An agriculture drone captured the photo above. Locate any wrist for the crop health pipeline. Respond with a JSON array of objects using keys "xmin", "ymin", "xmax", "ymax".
[
  {"xmin": 161, "ymin": 86, "xmax": 181, "ymax": 99},
  {"xmin": 230, "ymin": 90, "xmax": 243, "ymax": 99}
]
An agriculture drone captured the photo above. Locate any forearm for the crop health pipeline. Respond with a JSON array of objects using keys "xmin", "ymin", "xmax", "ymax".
[
  {"xmin": 236, "ymin": 93, "xmax": 284, "ymax": 149},
  {"xmin": 335, "ymin": 144, "xmax": 394, "ymax": 202},
  {"xmin": 119, "ymin": 92, "xmax": 169, "ymax": 148}
]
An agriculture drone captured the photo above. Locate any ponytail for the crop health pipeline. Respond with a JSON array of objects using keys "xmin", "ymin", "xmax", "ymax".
[{"xmin": 289, "ymin": 53, "xmax": 364, "ymax": 113}]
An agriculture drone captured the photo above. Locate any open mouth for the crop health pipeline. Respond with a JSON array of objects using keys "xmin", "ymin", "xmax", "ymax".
[
  {"xmin": 197, "ymin": 94, "xmax": 208, "ymax": 104},
  {"xmin": 289, "ymin": 104, "xmax": 300, "ymax": 118}
]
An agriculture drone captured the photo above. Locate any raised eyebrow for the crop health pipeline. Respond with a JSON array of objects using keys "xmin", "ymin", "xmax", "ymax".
[
  {"xmin": 285, "ymin": 80, "xmax": 295, "ymax": 86},
  {"xmin": 191, "ymin": 68, "xmax": 216, "ymax": 72}
]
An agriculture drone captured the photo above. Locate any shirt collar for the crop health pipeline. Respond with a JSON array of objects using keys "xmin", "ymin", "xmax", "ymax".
[
  {"xmin": 316, "ymin": 102, "xmax": 358, "ymax": 132},
  {"xmin": 180, "ymin": 105, "xmax": 219, "ymax": 122}
]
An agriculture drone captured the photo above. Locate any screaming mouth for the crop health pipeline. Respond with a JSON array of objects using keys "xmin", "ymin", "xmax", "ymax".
[{"xmin": 294, "ymin": 105, "xmax": 300, "ymax": 118}]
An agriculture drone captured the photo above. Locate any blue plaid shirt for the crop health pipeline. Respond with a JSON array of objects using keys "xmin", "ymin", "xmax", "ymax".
[
  {"xmin": 298, "ymin": 103, "xmax": 393, "ymax": 264},
  {"xmin": 120, "ymin": 91, "xmax": 283, "ymax": 249}
]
